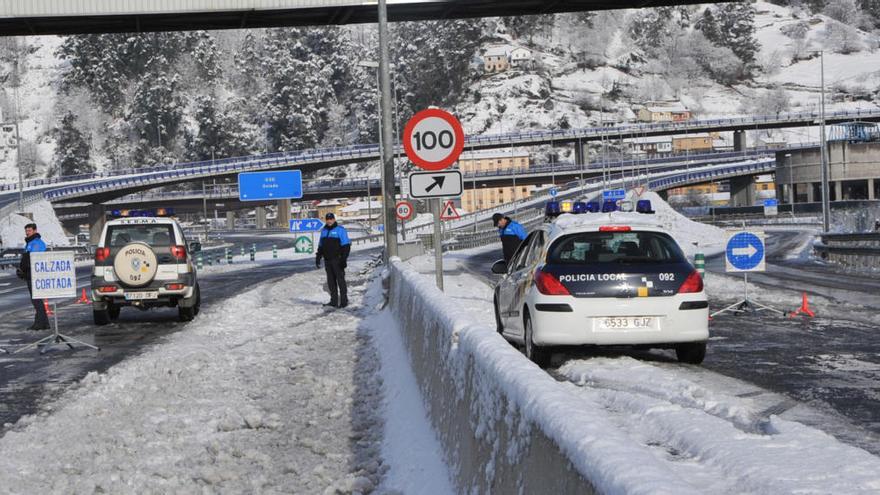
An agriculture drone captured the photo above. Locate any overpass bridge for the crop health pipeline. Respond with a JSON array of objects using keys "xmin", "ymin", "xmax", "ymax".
[
  {"xmin": 0, "ymin": 109, "xmax": 840, "ymax": 207},
  {"xmin": 0, "ymin": 0, "xmax": 720, "ymax": 36}
]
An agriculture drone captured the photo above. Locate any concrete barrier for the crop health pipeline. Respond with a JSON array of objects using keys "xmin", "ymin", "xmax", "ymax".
[{"xmin": 386, "ymin": 260, "xmax": 698, "ymax": 495}]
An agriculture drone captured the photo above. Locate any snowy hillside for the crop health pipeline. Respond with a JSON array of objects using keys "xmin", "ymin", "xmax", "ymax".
[{"xmin": 0, "ymin": 1, "xmax": 878, "ymax": 183}]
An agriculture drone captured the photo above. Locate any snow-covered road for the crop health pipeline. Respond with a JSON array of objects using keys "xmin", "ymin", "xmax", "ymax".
[{"xmin": 0, "ymin": 256, "xmax": 450, "ymax": 493}]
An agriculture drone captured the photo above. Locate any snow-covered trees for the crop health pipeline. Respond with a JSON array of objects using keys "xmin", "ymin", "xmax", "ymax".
[
  {"xmin": 52, "ymin": 112, "xmax": 92, "ymax": 176},
  {"xmin": 697, "ymin": 3, "xmax": 761, "ymax": 69}
]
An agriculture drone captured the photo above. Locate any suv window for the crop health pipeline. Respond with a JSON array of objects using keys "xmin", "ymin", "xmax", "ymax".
[
  {"xmin": 106, "ymin": 225, "xmax": 175, "ymax": 247},
  {"xmin": 548, "ymin": 231, "xmax": 686, "ymax": 265},
  {"xmin": 510, "ymin": 232, "xmax": 537, "ymax": 272}
]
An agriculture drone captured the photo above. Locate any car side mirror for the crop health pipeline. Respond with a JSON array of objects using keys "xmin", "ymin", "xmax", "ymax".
[
  {"xmin": 491, "ymin": 260, "xmax": 508, "ymax": 274},
  {"xmin": 189, "ymin": 241, "xmax": 202, "ymax": 253}
]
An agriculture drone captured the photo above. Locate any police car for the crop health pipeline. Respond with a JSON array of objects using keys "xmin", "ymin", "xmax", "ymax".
[
  {"xmin": 492, "ymin": 199, "xmax": 708, "ymax": 367},
  {"xmin": 91, "ymin": 216, "xmax": 201, "ymax": 325}
]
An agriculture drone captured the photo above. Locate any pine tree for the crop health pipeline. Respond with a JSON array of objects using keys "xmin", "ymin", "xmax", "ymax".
[{"xmin": 52, "ymin": 112, "xmax": 93, "ymax": 176}]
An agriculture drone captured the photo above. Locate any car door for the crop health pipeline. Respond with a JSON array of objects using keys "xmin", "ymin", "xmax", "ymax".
[
  {"xmin": 499, "ymin": 232, "xmax": 535, "ymax": 331},
  {"xmin": 504, "ymin": 231, "xmax": 542, "ymax": 336}
]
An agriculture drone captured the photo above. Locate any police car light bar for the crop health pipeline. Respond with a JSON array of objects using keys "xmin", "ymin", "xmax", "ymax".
[{"xmin": 599, "ymin": 226, "xmax": 631, "ymax": 232}]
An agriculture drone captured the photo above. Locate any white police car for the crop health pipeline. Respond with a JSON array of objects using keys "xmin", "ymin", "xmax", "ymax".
[
  {"xmin": 91, "ymin": 216, "xmax": 201, "ymax": 325},
  {"xmin": 492, "ymin": 200, "xmax": 708, "ymax": 366}
]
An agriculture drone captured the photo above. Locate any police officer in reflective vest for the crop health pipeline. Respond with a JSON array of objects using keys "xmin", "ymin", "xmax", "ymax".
[
  {"xmin": 493, "ymin": 213, "xmax": 527, "ymax": 263},
  {"xmin": 16, "ymin": 223, "xmax": 50, "ymax": 330},
  {"xmin": 316, "ymin": 213, "xmax": 351, "ymax": 308}
]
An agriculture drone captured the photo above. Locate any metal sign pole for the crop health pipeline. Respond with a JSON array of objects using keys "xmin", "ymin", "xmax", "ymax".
[{"xmin": 433, "ymin": 198, "xmax": 443, "ymax": 291}]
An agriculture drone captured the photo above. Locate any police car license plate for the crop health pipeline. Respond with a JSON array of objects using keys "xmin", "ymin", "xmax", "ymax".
[
  {"xmin": 597, "ymin": 316, "xmax": 655, "ymax": 331},
  {"xmin": 125, "ymin": 291, "xmax": 158, "ymax": 300}
]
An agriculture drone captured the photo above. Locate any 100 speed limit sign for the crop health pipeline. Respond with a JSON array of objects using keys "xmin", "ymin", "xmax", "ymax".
[{"xmin": 403, "ymin": 108, "xmax": 465, "ymax": 171}]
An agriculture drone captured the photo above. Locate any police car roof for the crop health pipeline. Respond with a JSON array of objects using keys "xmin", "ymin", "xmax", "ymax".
[
  {"xmin": 106, "ymin": 217, "xmax": 178, "ymax": 226},
  {"xmin": 546, "ymin": 212, "xmax": 666, "ymax": 239}
]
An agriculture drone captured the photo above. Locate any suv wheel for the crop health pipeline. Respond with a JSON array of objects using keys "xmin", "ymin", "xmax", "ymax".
[
  {"xmin": 178, "ymin": 284, "xmax": 201, "ymax": 322},
  {"xmin": 493, "ymin": 295, "xmax": 504, "ymax": 334},
  {"xmin": 94, "ymin": 309, "xmax": 110, "ymax": 326},
  {"xmin": 108, "ymin": 303, "xmax": 120, "ymax": 321},
  {"xmin": 675, "ymin": 342, "xmax": 707, "ymax": 364},
  {"xmin": 524, "ymin": 313, "xmax": 551, "ymax": 368}
]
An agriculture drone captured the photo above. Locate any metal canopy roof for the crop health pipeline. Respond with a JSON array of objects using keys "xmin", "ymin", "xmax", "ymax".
[{"xmin": 0, "ymin": 0, "xmax": 718, "ymax": 36}]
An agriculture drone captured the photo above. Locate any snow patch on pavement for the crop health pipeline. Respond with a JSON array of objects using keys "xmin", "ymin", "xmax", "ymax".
[{"xmin": 0, "ymin": 258, "xmax": 386, "ymax": 493}]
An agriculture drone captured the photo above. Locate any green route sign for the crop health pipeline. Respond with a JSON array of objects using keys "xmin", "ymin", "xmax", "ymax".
[{"xmin": 294, "ymin": 235, "xmax": 314, "ymax": 254}]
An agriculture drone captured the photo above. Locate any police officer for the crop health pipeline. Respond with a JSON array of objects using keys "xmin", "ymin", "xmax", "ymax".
[
  {"xmin": 16, "ymin": 223, "xmax": 49, "ymax": 330},
  {"xmin": 493, "ymin": 213, "xmax": 527, "ymax": 263},
  {"xmin": 315, "ymin": 213, "xmax": 351, "ymax": 308}
]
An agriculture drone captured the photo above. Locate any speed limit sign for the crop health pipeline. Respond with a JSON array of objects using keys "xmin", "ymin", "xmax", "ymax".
[
  {"xmin": 395, "ymin": 200, "xmax": 414, "ymax": 221},
  {"xmin": 403, "ymin": 108, "xmax": 465, "ymax": 171}
]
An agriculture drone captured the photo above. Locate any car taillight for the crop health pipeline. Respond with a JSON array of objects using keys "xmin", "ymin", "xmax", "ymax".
[
  {"xmin": 165, "ymin": 283, "xmax": 185, "ymax": 291},
  {"xmin": 95, "ymin": 247, "xmax": 110, "ymax": 262},
  {"xmin": 678, "ymin": 270, "xmax": 704, "ymax": 294},
  {"xmin": 599, "ymin": 226, "xmax": 631, "ymax": 232},
  {"xmin": 535, "ymin": 269, "xmax": 570, "ymax": 296},
  {"xmin": 171, "ymin": 245, "xmax": 186, "ymax": 260},
  {"xmin": 98, "ymin": 285, "xmax": 118, "ymax": 293}
]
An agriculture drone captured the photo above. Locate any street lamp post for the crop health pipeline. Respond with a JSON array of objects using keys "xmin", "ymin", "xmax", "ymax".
[
  {"xmin": 377, "ymin": 0, "xmax": 398, "ymax": 259},
  {"xmin": 817, "ymin": 50, "xmax": 831, "ymax": 232}
]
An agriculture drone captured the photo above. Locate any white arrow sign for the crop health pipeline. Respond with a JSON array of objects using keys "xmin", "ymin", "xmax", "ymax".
[
  {"xmin": 408, "ymin": 170, "xmax": 463, "ymax": 199},
  {"xmin": 732, "ymin": 245, "xmax": 758, "ymax": 257}
]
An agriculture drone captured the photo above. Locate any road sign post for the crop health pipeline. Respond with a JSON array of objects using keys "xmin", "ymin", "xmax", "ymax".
[
  {"xmin": 404, "ymin": 108, "xmax": 464, "ymax": 290},
  {"xmin": 395, "ymin": 200, "xmax": 414, "ymax": 221},
  {"xmin": 15, "ymin": 251, "xmax": 100, "ymax": 354},
  {"xmin": 712, "ymin": 230, "xmax": 782, "ymax": 317},
  {"xmin": 289, "ymin": 218, "xmax": 323, "ymax": 233}
]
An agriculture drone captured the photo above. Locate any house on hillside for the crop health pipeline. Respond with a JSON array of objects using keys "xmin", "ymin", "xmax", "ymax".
[
  {"xmin": 672, "ymin": 132, "xmax": 718, "ymax": 153},
  {"xmin": 629, "ymin": 135, "xmax": 673, "ymax": 156},
  {"xmin": 339, "ymin": 199, "xmax": 383, "ymax": 223},
  {"xmin": 636, "ymin": 102, "xmax": 692, "ymax": 123},
  {"xmin": 483, "ymin": 46, "xmax": 510, "ymax": 73},
  {"xmin": 482, "ymin": 45, "xmax": 532, "ymax": 73},
  {"xmin": 315, "ymin": 199, "xmax": 343, "ymax": 220}
]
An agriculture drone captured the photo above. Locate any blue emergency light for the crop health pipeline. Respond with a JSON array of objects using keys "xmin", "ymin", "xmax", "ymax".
[
  {"xmin": 545, "ymin": 201, "xmax": 561, "ymax": 217},
  {"xmin": 586, "ymin": 201, "xmax": 600, "ymax": 212},
  {"xmin": 636, "ymin": 200, "xmax": 654, "ymax": 214},
  {"xmin": 572, "ymin": 201, "xmax": 588, "ymax": 214},
  {"xmin": 602, "ymin": 200, "xmax": 618, "ymax": 212}
]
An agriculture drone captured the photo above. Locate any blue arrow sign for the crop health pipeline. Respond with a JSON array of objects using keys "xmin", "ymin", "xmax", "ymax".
[
  {"xmin": 764, "ymin": 199, "xmax": 778, "ymax": 207},
  {"xmin": 289, "ymin": 218, "xmax": 323, "ymax": 232},
  {"xmin": 239, "ymin": 170, "xmax": 303, "ymax": 201},
  {"xmin": 726, "ymin": 232, "xmax": 765, "ymax": 272},
  {"xmin": 603, "ymin": 189, "xmax": 626, "ymax": 201},
  {"xmin": 549, "ymin": 187, "xmax": 558, "ymax": 198}
]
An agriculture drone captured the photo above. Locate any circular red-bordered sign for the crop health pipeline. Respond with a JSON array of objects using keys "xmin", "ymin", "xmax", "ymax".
[
  {"xmin": 403, "ymin": 108, "xmax": 465, "ymax": 171},
  {"xmin": 395, "ymin": 200, "xmax": 414, "ymax": 221}
]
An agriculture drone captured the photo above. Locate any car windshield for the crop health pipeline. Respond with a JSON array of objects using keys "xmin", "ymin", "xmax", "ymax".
[
  {"xmin": 106, "ymin": 225, "xmax": 174, "ymax": 247},
  {"xmin": 548, "ymin": 231, "xmax": 686, "ymax": 265}
]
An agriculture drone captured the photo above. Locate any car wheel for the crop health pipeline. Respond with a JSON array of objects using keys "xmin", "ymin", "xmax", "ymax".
[
  {"xmin": 493, "ymin": 295, "xmax": 504, "ymax": 334},
  {"xmin": 193, "ymin": 284, "xmax": 201, "ymax": 316},
  {"xmin": 93, "ymin": 309, "xmax": 110, "ymax": 326},
  {"xmin": 178, "ymin": 285, "xmax": 200, "ymax": 322},
  {"xmin": 675, "ymin": 342, "xmax": 707, "ymax": 364},
  {"xmin": 108, "ymin": 303, "xmax": 120, "ymax": 321},
  {"xmin": 524, "ymin": 313, "xmax": 551, "ymax": 368}
]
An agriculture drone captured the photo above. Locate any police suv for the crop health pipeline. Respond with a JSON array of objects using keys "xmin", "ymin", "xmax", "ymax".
[
  {"xmin": 492, "ymin": 199, "xmax": 708, "ymax": 367},
  {"xmin": 91, "ymin": 216, "xmax": 201, "ymax": 325}
]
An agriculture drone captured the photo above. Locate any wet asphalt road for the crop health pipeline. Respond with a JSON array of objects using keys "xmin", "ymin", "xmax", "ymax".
[
  {"xmin": 0, "ymin": 234, "xmax": 320, "ymax": 433},
  {"xmin": 464, "ymin": 234, "xmax": 880, "ymax": 448}
]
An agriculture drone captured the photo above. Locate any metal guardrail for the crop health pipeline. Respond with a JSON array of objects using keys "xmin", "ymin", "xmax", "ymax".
[{"xmin": 814, "ymin": 233, "xmax": 880, "ymax": 269}]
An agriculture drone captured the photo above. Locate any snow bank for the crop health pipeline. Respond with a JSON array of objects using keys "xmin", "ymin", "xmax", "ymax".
[
  {"xmin": 385, "ymin": 259, "xmax": 699, "ymax": 495},
  {"xmin": 0, "ymin": 200, "xmax": 69, "ymax": 248}
]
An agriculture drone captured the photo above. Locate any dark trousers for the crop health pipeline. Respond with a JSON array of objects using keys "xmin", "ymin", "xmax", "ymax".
[
  {"xmin": 324, "ymin": 258, "xmax": 347, "ymax": 305},
  {"xmin": 27, "ymin": 281, "xmax": 50, "ymax": 328}
]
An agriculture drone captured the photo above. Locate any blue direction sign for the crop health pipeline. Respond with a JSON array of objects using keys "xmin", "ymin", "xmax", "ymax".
[
  {"xmin": 549, "ymin": 187, "xmax": 558, "ymax": 198},
  {"xmin": 238, "ymin": 170, "xmax": 303, "ymax": 201},
  {"xmin": 603, "ymin": 189, "xmax": 626, "ymax": 201},
  {"xmin": 725, "ymin": 231, "xmax": 765, "ymax": 272},
  {"xmin": 289, "ymin": 218, "xmax": 323, "ymax": 232}
]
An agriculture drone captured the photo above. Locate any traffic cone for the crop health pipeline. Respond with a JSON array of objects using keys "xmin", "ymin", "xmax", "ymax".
[
  {"xmin": 76, "ymin": 288, "xmax": 91, "ymax": 305},
  {"xmin": 43, "ymin": 299, "xmax": 54, "ymax": 317},
  {"xmin": 789, "ymin": 292, "xmax": 815, "ymax": 318}
]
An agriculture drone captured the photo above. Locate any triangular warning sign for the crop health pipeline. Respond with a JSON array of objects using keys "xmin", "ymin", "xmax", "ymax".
[
  {"xmin": 440, "ymin": 200, "xmax": 461, "ymax": 220},
  {"xmin": 633, "ymin": 186, "xmax": 645, "ymax": 197}
]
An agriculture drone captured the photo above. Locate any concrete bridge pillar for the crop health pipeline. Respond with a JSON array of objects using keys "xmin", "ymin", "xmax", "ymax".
[
  {"xmin": 277, "ymin": 199, "xmax": 291, "ymax": 229},
  {"xmin": 256, "ymin": 206, "xmax": 267, "ymax": 229},
  {"xmin": 729, "ymin": 176, "xmax": 755, "ymax": 207},
  {"xmin": 869, "ymin": 179, "xmax": 876, "ymax": 200},
  {"xmin": 734, "ymin": 130, "xmax": 747, "ymax": 152},
  {"xmin": 88, "ymin": 204, "xmax": 107, "ymax": 246},
  {"xmin": 834, "ymin": 181, "xmax": 842, "ymax": 201},
  {"xmin": 574, "ymin": 140, "xmax": 588, "ymax": 168},
  {"xmin": 226, "ymin": 211, "xmax": 235, "ymax": 230}
]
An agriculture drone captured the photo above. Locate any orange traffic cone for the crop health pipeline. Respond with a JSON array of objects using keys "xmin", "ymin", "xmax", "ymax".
[
  {"xmin": 43, "ymin": 299, "xmax": 54, "ymax": 317},
  {"xmin": 789, "ymin": 292, "xmax": 815, "ymax": 318},
  {"xmin": 76, "ymin": 288, "xmax": 91, "ymax": 305}
]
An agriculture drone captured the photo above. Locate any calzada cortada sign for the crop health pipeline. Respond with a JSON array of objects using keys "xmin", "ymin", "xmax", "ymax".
[{"xmin": 30, "ymin": 251, "xmax": 77, "ymax": 299}]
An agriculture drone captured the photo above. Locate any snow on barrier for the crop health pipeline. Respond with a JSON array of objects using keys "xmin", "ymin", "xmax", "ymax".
[{"xmin": 386, "ymin": 259, "xmax": 699, "ymax": 495}]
